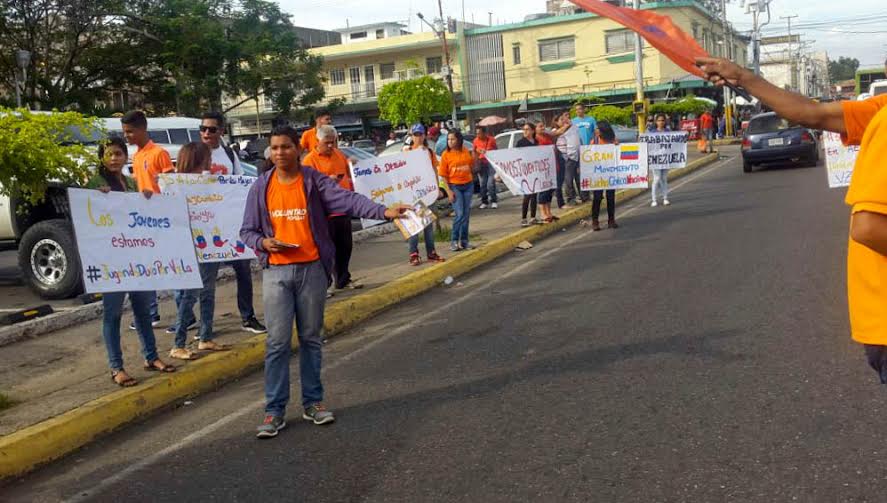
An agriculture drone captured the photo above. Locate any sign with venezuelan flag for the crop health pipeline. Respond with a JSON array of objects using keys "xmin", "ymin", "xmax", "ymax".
[{"xmin": 579, "ymin": 143, "xmax": 649, "ymax": 190}]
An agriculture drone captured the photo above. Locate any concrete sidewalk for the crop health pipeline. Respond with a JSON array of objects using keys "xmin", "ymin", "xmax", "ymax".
[{"xmin": 0, "ymin": 149, "xmax": 719, "ymax": 478}]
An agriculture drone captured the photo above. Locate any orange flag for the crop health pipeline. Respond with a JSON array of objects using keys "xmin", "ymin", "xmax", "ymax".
[{"xmin": 570, "ymin": 0, "xmax": 709, "ymax": 78}]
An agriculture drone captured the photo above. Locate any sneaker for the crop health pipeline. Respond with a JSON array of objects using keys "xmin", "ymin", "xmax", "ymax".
[
  {"xmin": 479, "ymin": 203, "xmax": 488, "ymax": 209},
  {"xmin": 130, "ymin": 316, "xmax": 161, "ymax": 330},
  {"xmin": 450, "ymin": 243, "xmax": 460, "ymax": 252},
  {"xmin": 409, "ymin": 252, "xmax": 422, "ymax": 266},
  {"xmin": 338, "ymin": 280, "xmax": 363, "ymax": 290},
  {"xmin": 460, "ymin": 244, "xmax": 476, "ymax": 250},
  {"xmin": 663, "ymin": 199, "xmax": 671, "ymax": 206},
  {"xmin": 256, "ymin": 415, "xmax": 287, "ymax": 439},
  {"xmin": 165, "ymin": 320, "xmax": 198, "ymax": 335},
  {"xmin": 303, "ymin": 404, "xmax": 335, "ymax": 425},
  {"xmin": 491, "ymin": 202, "xmax": 498, "ymax": 209},
  {"xmin": 651, "ymin": 201, "xmax": 658, "ymax": 207},
  {"xmin": 426, "ymin": 252, "xmax": 446, "ymax": 263},
  {"xmin": 326, "ymin": 286, "xmax": 335, "ymax": 299},
  {"xmin": 242, "ymin": 317, "xmax": 267, "ymax": 334},
  {"xmin": 520, "ymin": 219, "xmax": 529, "ymax": 227}
]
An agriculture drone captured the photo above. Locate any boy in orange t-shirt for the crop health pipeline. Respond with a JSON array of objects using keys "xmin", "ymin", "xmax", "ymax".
[{"xmin": 699, "ymin": 57, "xmax": 887, "ymax": 383}]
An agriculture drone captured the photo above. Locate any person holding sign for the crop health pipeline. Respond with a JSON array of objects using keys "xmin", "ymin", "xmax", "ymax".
[
  {"xmin": 241, "ymin": 126, "xmax": 409, "ymax": 438},
  {"xmin": 516, "ymin": 123, "xmax": 539, "ymax": 227},
  {"xmin": 591, "ymin": 122, "xmax": 619, "ymax": 231},
  {"xmin": 303, "ymin": 125, "xmax": 362, "ymax": 292},
  {"xmin": 86, "ymin": 137, "xmax": 176, "ymax": 386},
  {"xmin": 169, "ymin": 143, "xmax": 228, "ymax": 360},
  {"xmin": 438, "ymin": 130, "xmax": 478, "ymax": 252},
  {"xmin": 651, "ymin": 113, "xmax": 672, "ymax": 207},
  {"xmin": 698, "ymin": 56, "xmax": 887, "ymax": 384},
  {"xmin": 403, "ymin": 124, "xmax": 447, "ymax": 266}
]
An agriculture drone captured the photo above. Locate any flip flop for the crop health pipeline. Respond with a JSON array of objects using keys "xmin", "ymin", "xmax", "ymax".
[
  {"xmin": 144, "ymin": 359, "xmax": 177, "ymax": 372},
  {"xmin": 111, "ymin": 369, "xmax": 138, "ymax": 387}
]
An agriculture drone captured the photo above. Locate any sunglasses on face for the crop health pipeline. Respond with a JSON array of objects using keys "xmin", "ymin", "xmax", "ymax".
[{"xmin": 199, "ymin": 126, "xmax": 219, "ymax": 133}]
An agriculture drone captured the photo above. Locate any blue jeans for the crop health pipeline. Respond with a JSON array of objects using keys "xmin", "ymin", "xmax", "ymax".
[
  {"xmin": 171, "ymin": 260, "xmax": 255, "ymax": 329},
  {"xmin": 262, "ymin": 261, "xmax": 327, "ymax": 417},
  {"xmin": 175, "ymin": 262, "xmax": 219, "ymax": 346},
  {"xmin": 409, "ymin": 224, "xmax": 436, "ymax": 255},
  {"xmin": 148, "ymin": 292, "xmax": 159, "ymax": 319},
  {"xmin": 102, "ymin": 291, "xmax": 159, "ymax": 370},
  {"xmin": 478, "ymin": 160, "xmax": 497, "ymax": 204},
  {"xmin": 450, "ymin": 183, "xmax": 473, "ymax": 247}
]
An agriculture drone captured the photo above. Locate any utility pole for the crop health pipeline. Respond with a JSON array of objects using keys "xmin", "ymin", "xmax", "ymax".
[
  {"xmin": 632, "ymin": 0, "xmax": 646, "ymax": 133},
  {"xmin": 418, "ymin": 7, "xmax": 459, "ymax": 128},
  {"xmin": 720, "ymin": 0, "xmax": 734, "ymax": 136},
  {"xmin": 745, "ymin": 0, "xmax": 771, "ymax": 76},
  {"xmin": 780, "ymin": 14, "xmax": 798, "ymax": 91}
]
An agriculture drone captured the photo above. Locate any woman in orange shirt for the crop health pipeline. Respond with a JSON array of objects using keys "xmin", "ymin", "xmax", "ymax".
[
  {"xmin": 438, "ymin": 130, "xmax": 477, "ymax": 251},
  {"xmin": 403, "ymin": 123, "xmax": 446, "ymax": 265}
]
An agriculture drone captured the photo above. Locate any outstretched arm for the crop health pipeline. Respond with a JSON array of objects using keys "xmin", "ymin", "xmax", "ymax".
[{"xmin": 696, "ymin": 57, "xmax": 846, "ymax": 134}]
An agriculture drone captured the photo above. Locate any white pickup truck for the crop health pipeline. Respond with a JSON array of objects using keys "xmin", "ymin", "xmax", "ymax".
[{"xmin": 0, "ymin": 116, "xmax": 198, "ymax": 299}]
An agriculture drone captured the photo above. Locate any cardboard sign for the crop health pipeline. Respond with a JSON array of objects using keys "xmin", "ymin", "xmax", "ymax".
[
  {"xmin": 823, "ymin": 131, "xmax": 858, "ymax": 188},
  {"xmin": 580, "ymin": 143, "xmax": 650, "ymax": 190},
  {"xmin": 485, "ymin": 145, "xmax": 557, "ymax": 196},
  {"xmin": 394, "ymin": 201, "xmax": 437, "ymax": 239},
  {"xmin": 68, "ymin": 188, "xmax": 203, "ymax": 293},
  {"xmin": 638, "ymin": 131, "xmax": 688, "ymax": 170},
  {"xmin": 350, "ymin": 149, "xmax": 439, "ymax": 228},
  {"xmin": 158, "ymin": 173, "xmax": 257, "ymax": 262}
]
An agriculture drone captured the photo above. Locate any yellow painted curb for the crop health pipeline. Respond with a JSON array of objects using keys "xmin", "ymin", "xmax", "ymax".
[{"xmin": 0, "ymin": 153, "xmax": 720, "ymax": 480}]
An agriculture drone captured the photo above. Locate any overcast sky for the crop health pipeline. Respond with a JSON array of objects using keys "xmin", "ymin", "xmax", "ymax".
[{"xmin": 281, "ymin": 0, "xmax": 884, "ymax": 67}]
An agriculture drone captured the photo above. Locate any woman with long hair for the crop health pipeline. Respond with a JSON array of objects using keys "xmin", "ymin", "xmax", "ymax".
[
  {"xmin": 591, "ymin": 122, "xmax": 619, "ymax": 231},
  {"xmin": 651, "ymin": 113, "xmax": 671, "ymax": 207},
  {"xmin": 86, "ymin": 137, "xmax": 176, "ymax": 386},
  {"xmin": 517, "ymin": 123, "xmax": 539, "ymax": 227},
  {"xmin": 438, "ymin": 130, "xmax": 477, "ymax": 251}
]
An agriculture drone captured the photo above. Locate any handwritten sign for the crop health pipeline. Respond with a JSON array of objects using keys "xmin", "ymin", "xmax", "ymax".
[
  {"xmin": 394, "ymin": 201, "xmax": 437, "ymax": 239},
  {"xmin": 485, "ymin": 146, "xmax": 557, "ymax": 196},
  {"xmin": 350, "ymin": 149, "xmax": 439, "ymax": 228},
  {"xmin": 638, "ymin": 131, "xmax": 688, "ymax": 170},
  {"xmin": 68, "ymin": 188, "xmax": 203, "ymax": 293},
  {"xmin": 158, "ymin": 174, "xmax": 257, "ymax": 262},
  {"xmin": 823, "ymin": 131, "xmax": 858, "ymax": 188},
  {"xmin": 579, "ymin": 143, "xmax": 649, "ymax": 190}
]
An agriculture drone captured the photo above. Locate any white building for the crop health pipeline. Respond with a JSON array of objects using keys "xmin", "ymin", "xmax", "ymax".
[
  {"xmin": 336, "ymin": 22, "xmax": 411, "ymax": 44},
  {"xmin": 759, "ymin": 35, "xmax": 828, "ymax": 97}
]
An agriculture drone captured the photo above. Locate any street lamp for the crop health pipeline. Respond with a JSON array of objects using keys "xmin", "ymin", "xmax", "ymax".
[
  {"xmin": 14, "ymin": 49, "xmax": 31, "ymax": 109},
  {"xmin": 417, "ymin": 11, "xmax": 459, "ymax": 128}
]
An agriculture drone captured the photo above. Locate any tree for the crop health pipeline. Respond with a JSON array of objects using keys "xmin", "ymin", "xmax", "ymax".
[
  {"xmin": 378, "ymin": 76, "xmax": 452, "ymax": 126},
  {"xmin": 828, "ymin": 56, "xmax": 860, "ymax": 83},
  {"xmin": 0, "ymin": 108, "xmax": 99, "ymax": 204}
]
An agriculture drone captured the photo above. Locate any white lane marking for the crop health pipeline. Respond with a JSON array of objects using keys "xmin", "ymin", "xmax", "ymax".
[{"xmin": 62, "ymin": 156, "xmax": 729, "ymax": 503}]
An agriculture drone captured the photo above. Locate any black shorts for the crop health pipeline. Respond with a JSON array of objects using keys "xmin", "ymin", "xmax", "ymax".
[{"xmin": 537, "ymin": 189, "xmax": 554, "ymax": 205}]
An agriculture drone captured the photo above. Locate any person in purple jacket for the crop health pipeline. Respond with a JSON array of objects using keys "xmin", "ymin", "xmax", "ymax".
[{"xmin": 241, "ymin": 126, "xmax": 408, "ymax": 439}]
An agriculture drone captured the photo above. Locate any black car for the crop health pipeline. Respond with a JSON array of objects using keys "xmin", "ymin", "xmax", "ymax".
[{"xmin": 741, "ymin": 112, "xmax": 819, "ymax": 173}]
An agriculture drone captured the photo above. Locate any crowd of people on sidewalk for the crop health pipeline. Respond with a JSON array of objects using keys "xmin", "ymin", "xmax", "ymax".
[{"xmin": 88, "ymin": 100, "xmax": 692, "ymax": 437}]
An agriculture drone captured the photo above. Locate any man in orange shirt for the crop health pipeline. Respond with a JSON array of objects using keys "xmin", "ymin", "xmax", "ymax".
[
  {"xmin": 699, "ymin": 109, "xmax": 714, "ymax": 153},
  {"xmin": 241, "ymin": 126, "xmax": 407, "ymax": 438},
  {"xmin": 299, "ymin": 109, "xmax": 332, "ymax": 155},
  {"xmin": 698, "ymin": 56, "xmax": 887, "ymax": 384},
  {"xmin": 302, "ymin": 125, "xmax": 361, "ymax": 292},
  {"xmin": 121, "ymin": 110, "xmax": 175, "ymax": 327},
  {"xmin": 472, "ymin": 126, "xmax": 499, "ymax": 209}
]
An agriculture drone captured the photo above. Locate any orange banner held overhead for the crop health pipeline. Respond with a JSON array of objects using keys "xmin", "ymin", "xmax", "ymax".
[{"xmin": 570, "ymin": 0, "xmax": 709, "ymax": 78}]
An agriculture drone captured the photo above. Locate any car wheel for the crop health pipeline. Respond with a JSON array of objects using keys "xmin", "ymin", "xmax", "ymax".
[
  {"xmin": 18, "ymin": 219, "xmax": 83, "ymax": 300},
  {"xmin": 743, "ymin": 159, "xmax": 753, "ymax": 173}
]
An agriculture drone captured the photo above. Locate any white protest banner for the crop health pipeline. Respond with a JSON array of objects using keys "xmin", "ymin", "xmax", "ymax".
[
  {"xmin": 68, "ymin": 188, "xmax": 202, "ymax": 294},
  {"xmin": 158, "ymin": 173, "xmax": 256, "ymax": 262},
  {"xmin": 485, "ymin": 145, "xmax": 557, "ymax": 196},
  {"xmin": 350, "ymin": 149, "xmax": 439, "ymax": 228},
  {"xmin": 638, "ymin": 131, "xmax": 688, "ymax": 170},
  {"xmin": 580, "ymin": 143, "xmax": 649, "ymax": 190},
  {"xmin": 823, "ymin": 131, "xmax": 858, "ymax": 188}
]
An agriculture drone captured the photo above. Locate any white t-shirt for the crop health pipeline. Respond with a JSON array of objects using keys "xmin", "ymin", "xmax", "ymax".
[
  {"xmin": 209, "ymin": 145, "xmax": 242, "ymax": 175},
  {"xmin": 556, "ymin": 125, "xmax": 581, "ymax": 161}
]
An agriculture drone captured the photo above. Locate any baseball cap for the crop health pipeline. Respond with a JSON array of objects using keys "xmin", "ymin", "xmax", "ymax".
[{"xmin": 410, "ymin": 123, "xmax": 426, "ymax": 135}]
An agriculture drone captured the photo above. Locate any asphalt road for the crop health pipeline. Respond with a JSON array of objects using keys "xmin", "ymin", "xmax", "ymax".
[{"xmin": 6, "ymin": 150, "xmax": 873, "ymax": 502}]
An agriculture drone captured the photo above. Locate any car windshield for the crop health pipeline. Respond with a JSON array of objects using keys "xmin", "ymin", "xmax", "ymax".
[
  {"xmin": 748, "ymin": 116, "xmax": 793, "ymax": 134},
  {"xmin": 872, "ymin": 85, "xmax": 887, "ymax": 96}
]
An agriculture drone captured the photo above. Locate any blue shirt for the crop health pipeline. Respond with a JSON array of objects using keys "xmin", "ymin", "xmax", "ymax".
[
  {"xmin": 434, "ymin": 135, "xmax": 448, "ymax": 156},
  {"xmin": 571, "ymin": 116, "xmax": 597, "ymax": 146}
]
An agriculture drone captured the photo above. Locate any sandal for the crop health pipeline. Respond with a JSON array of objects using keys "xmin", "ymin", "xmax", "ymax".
[
  {"xmin": 409, "ymin": 253, "xmax": 421, "ymax": 266},
  {"xmin": 169, "ymin": 347, "xmax": 197, "ymax": 360},
  {"xmin": 197, "ymin": 340, "xmax": 228, "ymax": 351},
  {"xmin": 144, "ymin": 359, "xmax": 176, "ymax": 372},
  {"xmin": 111, "ymin": 369, "xmax": 138, "ymax": 387}
]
